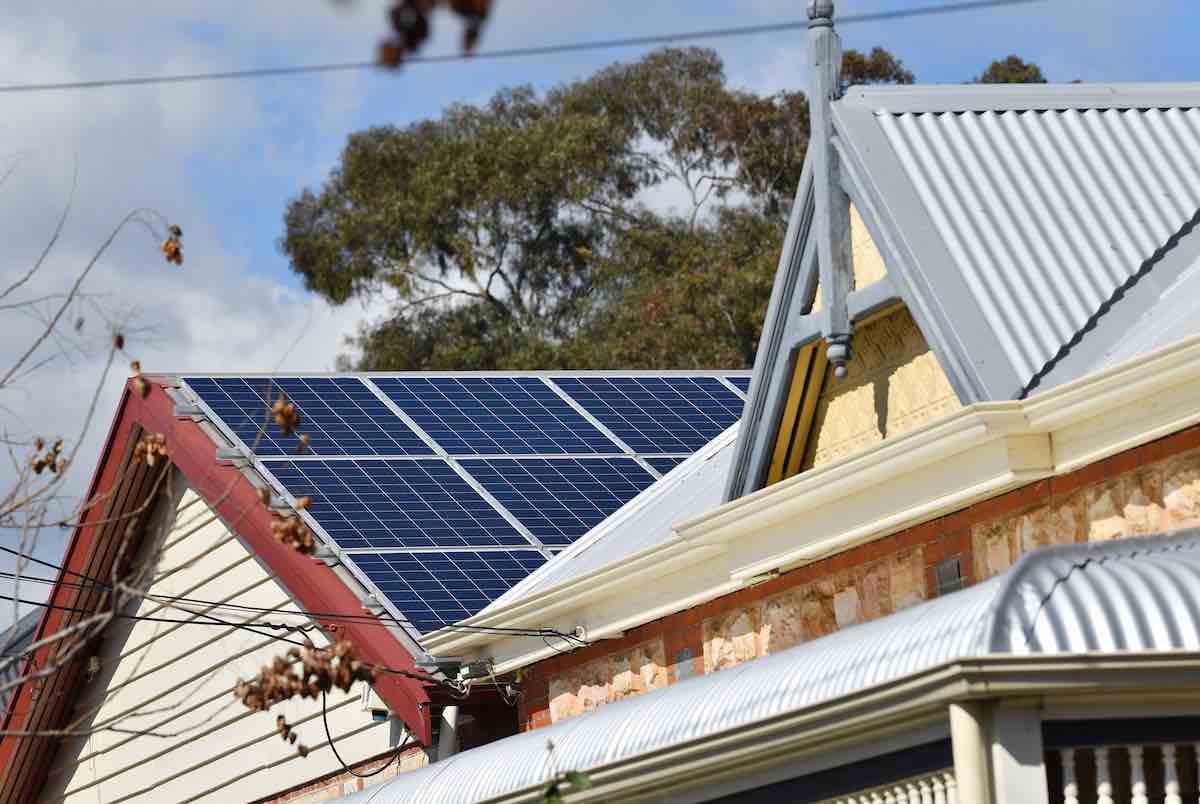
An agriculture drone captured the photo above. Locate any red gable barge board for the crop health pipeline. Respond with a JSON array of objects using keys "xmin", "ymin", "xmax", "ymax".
[{"xmin": 0, "ymin": 379, "xmax": 432, "ymax": 804}]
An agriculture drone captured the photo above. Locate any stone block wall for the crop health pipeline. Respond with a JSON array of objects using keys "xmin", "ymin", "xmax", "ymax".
[{"xmin": 517, "ymin": 424, "xmax": 1200, "ymax": 732}]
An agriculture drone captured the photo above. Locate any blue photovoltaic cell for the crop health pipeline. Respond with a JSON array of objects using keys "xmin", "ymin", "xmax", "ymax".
[
  {"xmin": 645, "ymin": 456, "xmax": 687, "ymax": 474},
  {"xmin": 266, "ymin": 459, "xmax": 528, "ymax": 549},
  {"xmin": 184, "ymin": 377, "xmax": 432, "ymax": 457},
  {"xmin": 552, "ymin": 376, "xmax": 745, "ymax": 453},
  {"xmin": 460, "ymin": 458, "xmax": 655, "ymax": 546},
  {"xmin": 727, "ymin": 376, "xmax": 752, "ymax": 394},
  {"xmin": 372, "ymin": 376, "xmax": 619, "ymax": 455},
  {"xmin": 350, "ymin": 550, "xmax": 546, "ymax": 633}
]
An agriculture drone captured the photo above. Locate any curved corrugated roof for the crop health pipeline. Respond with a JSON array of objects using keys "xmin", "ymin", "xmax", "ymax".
[{"xmin": 336, "ymin": 530, "xmax": 1200, "ymax": 803}]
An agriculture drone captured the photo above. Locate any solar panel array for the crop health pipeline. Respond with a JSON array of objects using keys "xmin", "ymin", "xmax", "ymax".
[{"xmin": 183, "ymin": 373, "xmax": 748, "ymax": 638}]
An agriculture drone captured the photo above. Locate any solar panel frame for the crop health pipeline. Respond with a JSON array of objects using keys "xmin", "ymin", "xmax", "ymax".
[
  {"xmin": 372, "ymin": 376, "xmax": 621, "ymax": 456},
  {"xmin": 727, "ymin": 375, "xmax": 752, "ymax": 394},
  {"xmin": 550, "ymin": 376, "xmax": 745, "ymax": 454},
  {"xmin": 460, "ymin": 457, "xmax": 656, "ymax": 546},
  {"xmin": 182, "ymin": 376, "xmax": 433, "ymax": 458}
]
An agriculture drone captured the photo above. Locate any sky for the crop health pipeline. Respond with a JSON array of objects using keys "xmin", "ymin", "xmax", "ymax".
[{"xmin": 0, "ymin": 0, "xmax": 1195, "ymax": 626}]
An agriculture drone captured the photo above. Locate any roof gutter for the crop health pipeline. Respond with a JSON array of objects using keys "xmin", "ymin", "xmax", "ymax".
[
  {"xmin": 478, "ymin": 652, "xmax": 1200, "ymax": 804},
  {"xmin": 424, "ymin": 335, "xmax": 1200, "ymax": 666}
]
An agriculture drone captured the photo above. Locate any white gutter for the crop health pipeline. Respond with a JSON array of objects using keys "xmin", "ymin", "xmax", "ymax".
[{"xmin": 423, "ymin": 335, "xmax": 1200, "ymax": 670}]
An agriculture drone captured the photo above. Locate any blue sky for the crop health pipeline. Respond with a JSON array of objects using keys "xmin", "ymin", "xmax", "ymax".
[{"xmin": 0, "ymin": 0, "xmax": 1195, "ymax": 622}]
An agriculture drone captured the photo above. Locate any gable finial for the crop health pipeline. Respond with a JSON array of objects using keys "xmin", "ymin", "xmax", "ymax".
[
  {"xmin": 808, "ymin": 0, "xmax": 834, "ymax": 24},
  {"xmin": 808, "ymin": 0, "xmax": 853, "ymax": 379}
]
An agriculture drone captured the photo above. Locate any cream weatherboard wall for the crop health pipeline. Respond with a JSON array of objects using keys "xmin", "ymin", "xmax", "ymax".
[{"xmin": 43, "ymin": 479, "xmax": 420, "ymax": 803}]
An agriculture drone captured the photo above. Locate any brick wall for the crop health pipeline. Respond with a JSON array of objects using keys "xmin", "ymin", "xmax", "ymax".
[
  {"xmin": 517, "ymin": 425, "xmax": 1200, "ymax": 732},
  {"xmin": 256, "ymin": 747, "xmax": 429, "ymax": 803}
]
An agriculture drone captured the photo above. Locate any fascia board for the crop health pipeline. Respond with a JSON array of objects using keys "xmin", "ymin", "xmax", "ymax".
[
  {"xmin": 839, "ymin": 82, "xmax": 1200, "ymax": 114},
  {"xmin": 723, "ymin": 154, "xmax": 818, "ymax": 501},
  {"xmin": 831, "ymin": 101, "xmax": 1019, "ymax": 403},
  {"xmin": 431, "ymin": 335, "xmax": 1200, "ymax": 669}
]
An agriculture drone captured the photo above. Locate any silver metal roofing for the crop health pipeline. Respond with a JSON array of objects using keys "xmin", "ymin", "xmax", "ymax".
[
  {"xmin": 1, "ymin": 610, "xmax": 40, "ymax": 713},
  {"xmin": 727, "ymin": 82, "xmax": 1200, "ymax": 500},
  {"xmin": 483, "ymin": 424, "xmax": 738, "ymax": 610},
  {"xmin": 334, "ymin": 530, "xmax": 1200, "ymax": 804}
]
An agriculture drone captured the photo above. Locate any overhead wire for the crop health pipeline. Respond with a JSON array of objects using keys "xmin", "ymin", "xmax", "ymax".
[
  {"xmin": 0, "ymin": 551, "xmax": 588, "ymax": 645},
  {"xmin": 0, "ymin": 591, "xmax": 460, "ymax": 692},
  {"xmin": 0, "ymin": 0, "xmax": 1039, "ymax": 95}
]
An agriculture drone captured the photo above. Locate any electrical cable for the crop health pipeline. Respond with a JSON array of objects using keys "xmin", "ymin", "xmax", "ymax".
[
  {"xmin": 0, "ymin": 0, "xmax": 1039, "ymax": 95},
  {"xmin": 0, "ymin": 551, "xmax": 589, "ymax": 645},
  {"xmin": 0, "ymin": 591, "xmax": 455, "ymax": 691},
  {"xmin": 322, "ymin": 689, "xmax": 414, "ymax": 777}
]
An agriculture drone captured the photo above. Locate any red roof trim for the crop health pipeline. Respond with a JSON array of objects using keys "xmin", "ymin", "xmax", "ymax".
[{"xmin": 1, "ymin": 379, "xmax": 431, "ymax": 795}]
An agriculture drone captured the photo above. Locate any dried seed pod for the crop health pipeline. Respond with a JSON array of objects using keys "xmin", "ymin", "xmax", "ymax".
[{"xmin": 161, "ymin": 224, "xmax": 183, "ymax": 266}]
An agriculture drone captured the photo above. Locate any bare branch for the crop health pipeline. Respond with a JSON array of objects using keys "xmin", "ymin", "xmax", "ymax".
[{"xmin": 0, "ymin": 161, "xmax": 75, "ymax": 303}]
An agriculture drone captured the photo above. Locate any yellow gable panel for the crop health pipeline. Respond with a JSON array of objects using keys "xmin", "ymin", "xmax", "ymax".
[
  {"xmin": 810, "ymin": 204, "xmax": 886, "ymax": 313},
  {"xmin": 768, "ymin": 206, "xmax": 961, "ymax": 485},
  {"xmin": 802, "ymin": 305, "xmax": 961, "ymax": 470}
]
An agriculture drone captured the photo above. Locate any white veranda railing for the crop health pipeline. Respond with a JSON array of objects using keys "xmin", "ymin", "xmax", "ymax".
[
  {"xmin": 1054, "ymin": 743, "xmax": 1197, "ymax": 804},
  {"xmin": 822, "ymin": 769, "xmax": 958, "ymax": 804}
]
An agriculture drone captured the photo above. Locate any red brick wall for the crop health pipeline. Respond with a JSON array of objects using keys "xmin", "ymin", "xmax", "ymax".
[
  {"xmin": 517, "ymin": 424, "xmax": 1200, "ymax": 732},
  {"xmin": 255, "ymin": 747, "xmax": 429, "ymax": 803}
]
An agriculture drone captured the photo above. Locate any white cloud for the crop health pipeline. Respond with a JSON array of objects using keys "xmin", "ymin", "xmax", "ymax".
[{"xmin": 0, "ymin": 4, "xmax": 399, "ymax": 627}]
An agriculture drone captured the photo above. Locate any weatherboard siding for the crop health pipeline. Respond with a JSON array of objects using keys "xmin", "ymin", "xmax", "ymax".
[{"xmin": 45, "ymin": 486, "xmax": 413, "ymax": 804}]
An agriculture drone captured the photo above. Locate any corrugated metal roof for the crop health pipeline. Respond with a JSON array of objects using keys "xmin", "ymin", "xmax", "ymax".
[
  {"xmin": 334, "ymin": 530, "xmax": 1200, "ymax": 803},
  {"xmin": 1, "ymin": 610, "xmax": 40, "ymax": 713},
  {"xmin": 1091, "ymin": 252, "xmax": 1200, "ymax": 371},
  {"xmin": 877, "ymin": 106, "xmax": 1200, "ymax": 389},
  {"xmin": 484, "ymin": 425, "xmax": 738, "ymax": 609},
  {"xmin": 730, "ymin": 82, "xmax": 1200, "ymax": 502}
]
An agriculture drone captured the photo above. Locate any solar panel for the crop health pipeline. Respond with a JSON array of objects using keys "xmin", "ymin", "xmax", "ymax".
[
  {"xmin": 460, "ymin": 457, "xmax": 655, "ymax": 546},
  {"xmin": 184, "ymin": 377, "xmax": 432, "ymax": 457},
  {"xmin": 350, "ymin": 550, "xmax": 546, "ymax": 633},
  {"xmin": 727, "ymin": 376, "xmax": 752, "ymax": 394},
  {"xmin": 184, "ymin": 371, "xmax": 742, "ymax": 635},
  {"xmin": 551, "ymin": 376, "xmax": 744, "ymax": 453},
  {"xmin": 645, "ymin": 456, "xmax": 687, "ymax": 474},
  {"xmin": 373, "ymin": 376, "xmax": 619, "ymax": 455},
  {"xmin": 265, "ymin": 459, "xmax": 529, "ymax": 549}
]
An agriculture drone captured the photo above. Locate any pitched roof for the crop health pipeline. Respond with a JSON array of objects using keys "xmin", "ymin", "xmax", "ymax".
[
  {"xmin": 728, "ymin": 82, "xmax": 1200, "ymax": 499},
  {"xmin": 335, "ymin": 529, "xmax": 1200, "ymax": 803}
]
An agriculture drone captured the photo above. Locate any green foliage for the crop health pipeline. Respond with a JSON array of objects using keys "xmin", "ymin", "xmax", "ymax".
[
  {"xmin": 841, "ymin": 47, "xmax": 916, "ymax": 92},
  {"xmin": 283, "ymin": 46, "xmax": 1037, "ymax": 372},
  {"xmin": 540, "ymin": 769, "xmax": 594, "ymax": 803},
  {"xmin": 975, "ymin": 55, "xmax": 1047, "ymax": 84}
]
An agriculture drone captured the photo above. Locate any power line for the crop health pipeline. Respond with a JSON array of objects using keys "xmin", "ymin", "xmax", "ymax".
[
  {"xmin": 0, "ymin": 549, "xmax": 587, "ymax": 645},
  {"xmin": 0, "ymin": 0, "xmax": 1039, "ymax": 95},
  {"xmin": 0, "ymin": 591, "xmax": 456, "ymax": 690}
]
